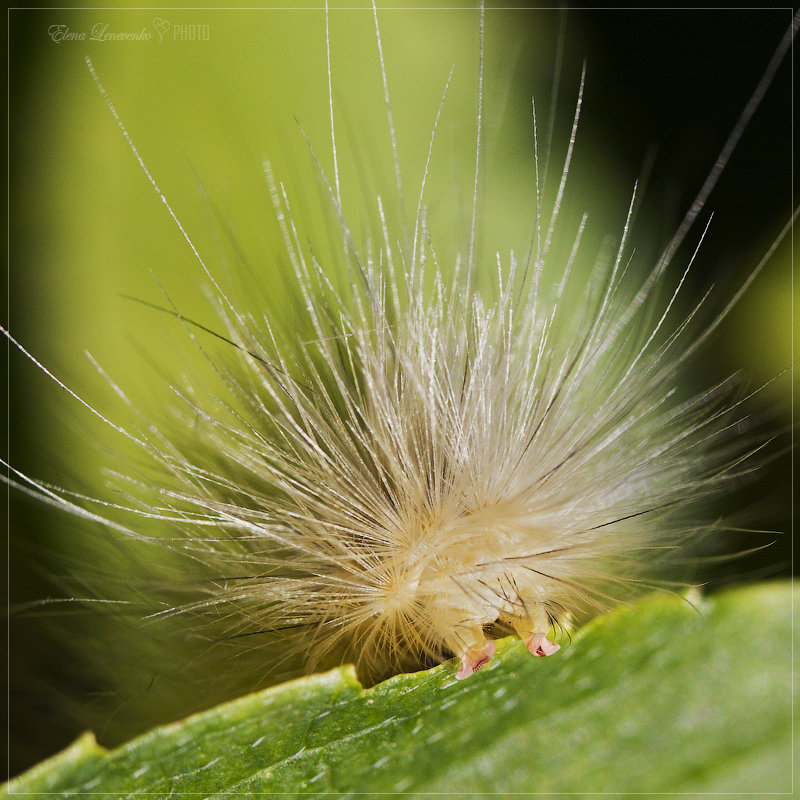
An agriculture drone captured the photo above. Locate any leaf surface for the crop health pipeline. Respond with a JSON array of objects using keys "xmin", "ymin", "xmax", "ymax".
[{"xmin": 5, "ymin": 582, "xmax": 793, "ymax": 797}]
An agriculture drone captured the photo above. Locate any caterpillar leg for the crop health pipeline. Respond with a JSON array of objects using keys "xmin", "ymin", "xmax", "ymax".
[
  {"xmin": 525, "ymin": 631, "xmax": 560, "ymax": 657},
  {"xmin": 454, "ymin": 627, "xmax": 497, "ymax": 680},
  {"xmin": 510, "ymin": 618, "xmax": 560, "ymax": 657},
  {"xmin": 450, "ymin": 618, "xmax": 559, "ymax": 679}
]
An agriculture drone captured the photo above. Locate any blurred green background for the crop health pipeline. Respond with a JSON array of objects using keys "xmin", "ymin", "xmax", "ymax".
[{"xmin": 7, "ymin": 1, "xmax": 793, "ymax": 777}]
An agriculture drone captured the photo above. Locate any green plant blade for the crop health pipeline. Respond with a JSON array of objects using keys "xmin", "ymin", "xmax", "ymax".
[{"xmin": 6, "ymin": 581, "xmax": 793, "ymax": 797}]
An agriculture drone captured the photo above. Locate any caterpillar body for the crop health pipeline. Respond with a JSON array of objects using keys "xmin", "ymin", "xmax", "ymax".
[{"xmin": 7, "ymin": 3, "xmax": 795, "ymax": 766}]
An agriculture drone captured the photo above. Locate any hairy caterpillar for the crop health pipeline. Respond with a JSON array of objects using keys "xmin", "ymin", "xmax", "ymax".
[{"xmin": 7, "ymin": 3, "xmax": 794, "ymax": 773}]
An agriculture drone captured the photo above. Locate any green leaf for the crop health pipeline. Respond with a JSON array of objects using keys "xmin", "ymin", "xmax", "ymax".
[{"xmin": 5, "ymin": 582, "xmax": 793, "ymax": 797}]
